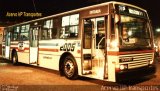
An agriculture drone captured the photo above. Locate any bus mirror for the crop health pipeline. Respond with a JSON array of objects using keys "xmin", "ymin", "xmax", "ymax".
[{"xmin": 115, "ymin": 14, "xmax": 120, "ymax": 24}]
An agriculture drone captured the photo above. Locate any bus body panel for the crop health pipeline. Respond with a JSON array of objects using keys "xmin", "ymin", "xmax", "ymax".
[
  {"xmin": 1, "ymin": 1, "xmax": 156, "ymax": 82},
  {"xmin": 38, "ymin": 39, "xmax": 81, "ymax": 70},
  {"xmin": 3, "ymin": 29, "xmax": 11, "ymax": 59}
]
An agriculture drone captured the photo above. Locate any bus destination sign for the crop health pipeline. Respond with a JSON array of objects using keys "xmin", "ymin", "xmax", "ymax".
[
  {"xmin": 117, "ymin": 5, "xmax": 146, "ymax": 18},
  {"xmin": 128, "ymin": 8, "xmax": 143, "ymax": 16}
]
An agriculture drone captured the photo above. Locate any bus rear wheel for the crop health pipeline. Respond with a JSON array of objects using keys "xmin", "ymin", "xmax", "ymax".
[
  {"xmin": 12, "ymin": 52, "xmax": 18, "ymax": 65},
  {"xmin": 63, "ymin": 56, "xmax": 78, "ymax": 79}
]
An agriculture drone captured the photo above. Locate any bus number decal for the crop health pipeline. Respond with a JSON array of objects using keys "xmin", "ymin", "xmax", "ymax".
[{"xmin": 60, "ymin": 43, "xmax": 76, "ymax": 52}]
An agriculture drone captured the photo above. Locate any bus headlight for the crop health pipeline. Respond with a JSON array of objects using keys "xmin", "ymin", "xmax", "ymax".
[
  {"xmin": 149, "ymin": 60, "xmax": 154, "ymax": 64},
  {"xmin": 120, "ymin": 64, "xmax": 128, "ymax": 70},
  {"xmin": 116, "ymin": 64, "xmax": 128, "ymax": 72}
]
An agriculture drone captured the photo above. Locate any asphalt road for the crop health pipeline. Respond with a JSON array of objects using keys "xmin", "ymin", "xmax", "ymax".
[{"xmin": 0, "ymin": 57, "xmax": 160, "ymax": 91}]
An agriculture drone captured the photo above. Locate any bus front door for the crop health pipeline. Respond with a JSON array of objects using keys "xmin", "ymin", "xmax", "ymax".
[
  {"xmin": 29, "ymin": 27, "xmax": 39, "ymax": 65},
  {"xmin": 82, "ymin": 17, "xmax": 107, "ymax": 79},
  {"xmin": 4, "ymin": 31, "xmax": 11, "ymax": 59}
]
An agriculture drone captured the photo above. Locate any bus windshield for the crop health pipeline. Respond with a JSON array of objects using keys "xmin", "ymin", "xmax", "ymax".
[{"xmin": 119, "ymin": 15, "xmax": 152, "ymax": 51}]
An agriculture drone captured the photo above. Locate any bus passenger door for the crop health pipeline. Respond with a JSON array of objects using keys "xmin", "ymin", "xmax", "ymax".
[
  {"xmin": 29, "ymin": 27, "xmax": 39, "ymax": 64},
  {"xmin": 4, "ymin": 31, "xmax": 11, "ymax": 59},
  {"xmin": 82, "ymin": 17, "xmax": 107, "ymax": 79}
]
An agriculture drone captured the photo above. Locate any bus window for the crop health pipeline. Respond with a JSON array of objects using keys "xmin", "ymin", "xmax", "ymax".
[
  {"xmin": 83, "ymin": 17, "xmax": 105, "ymax": 49},
  {"xmin": 41, "ymin": 19, "xmax": 53, "ymax": 40},
  {"xmin": 13, "ymin": 26, "xmax": 20, "ymax": 41},
  {"xmin": 96, "ymin": 18, "xmax": 105, "ymax": 49},
  {"xmin": 119, "ymin": 15, "xmax": 151, "ymax": 50},
  {"xmin": 83, "ymin": 19, "xmax": 92, "ymax": 49},
  {"xmin": 41, "ymin": 19, "xmax": 58, "ymax": 40},
  {"xmin": 20, "ymin": 24, "xmax": 30, "ymax": 41},
  {"xmin": 60, "ymin": 14, "xmax": 79, "ymax": 38}
]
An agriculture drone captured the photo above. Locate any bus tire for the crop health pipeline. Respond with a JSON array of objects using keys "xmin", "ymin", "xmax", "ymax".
[
  {"xmin": 63, "ymin": 55, "xmax": 78, "ymax": 80},
  {"xmin": 12, "ymin": 51, "xmax": 18, "ymax": 65}
]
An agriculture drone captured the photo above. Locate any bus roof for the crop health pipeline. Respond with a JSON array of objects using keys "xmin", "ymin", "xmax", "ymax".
[{"xmin": 7, "ymin": 1, "xmax": 146, "ymax": 28}]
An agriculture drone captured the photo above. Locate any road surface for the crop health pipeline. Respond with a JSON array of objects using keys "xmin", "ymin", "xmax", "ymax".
[{"xmin": 0, "ymin": 57, "xmax": 160, "ymax": 91}]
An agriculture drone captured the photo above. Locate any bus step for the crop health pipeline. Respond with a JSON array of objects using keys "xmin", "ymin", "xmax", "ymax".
[
  {"xmin": 83, "ymin": 70, "xmax": 92, "ymax": 75},
  {"xmin": 30, "ymin": 62, "xmax": 37, "ymax": 64}
]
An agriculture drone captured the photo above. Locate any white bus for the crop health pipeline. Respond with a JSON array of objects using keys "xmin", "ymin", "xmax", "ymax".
[{"xmin": 2, "ymin": 1, "xmax": 156, "ymax": 82}]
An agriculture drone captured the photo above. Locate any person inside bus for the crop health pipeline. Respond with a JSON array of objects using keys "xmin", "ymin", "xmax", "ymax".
[{"xmin": 119, "ymin": 25, "xmax": 130, "ymax": 46}]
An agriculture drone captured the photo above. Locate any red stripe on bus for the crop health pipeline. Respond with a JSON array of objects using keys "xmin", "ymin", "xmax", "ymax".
[
  {"xmin": 24, "ymin": 48, "xmax": 29, "ymax": 50},
  {"xmin": 10, "ymin": 47, "xmax": 29, "ymax": 52},
  {"xmin": 108, "ymin": 50, "xmax": 154, "ymax": 55},
  {"xmin": 39, "ymin": 48, "xmax": 59, "ymax": 52},
  {"xmin": 107, "ymin": 51, "xmax": 119, "ymax": 55},
  {"xmin": 10, "ymin": 47, "xmax": 59, "ymax": 52},
  {"xmin": 18, "ymin": 50, "xmax": 25, "ymax": 52},
  {"xmin": 11, "ymin": 43, "xmax": 18, "ymax": 45},
  {"xmin": 18, "ymin": 48, "xmax": 29, "ymax": 52},
  {"xmin": 10, "ymin": 47, "xmax": 18, "ymax": 50}
]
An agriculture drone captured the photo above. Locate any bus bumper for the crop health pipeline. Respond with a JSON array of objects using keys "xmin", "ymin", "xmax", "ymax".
[{"xmin": 116, "ymin": 65, "xmax": 156, "ymax": 81}]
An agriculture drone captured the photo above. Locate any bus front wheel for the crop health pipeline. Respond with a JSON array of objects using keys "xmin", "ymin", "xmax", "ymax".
[
  {"xmin": 63, "ymin": 56, "xmax": 78, "ymax": 79},
  {"xmin": 12, "ymin": 52, "xmax": 18, "ymax": 65}
]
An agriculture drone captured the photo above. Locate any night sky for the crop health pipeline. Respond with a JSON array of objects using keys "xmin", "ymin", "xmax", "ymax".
[{"xmin": 0, "ymin": 0, "xmax": 159, "ymax": 29}]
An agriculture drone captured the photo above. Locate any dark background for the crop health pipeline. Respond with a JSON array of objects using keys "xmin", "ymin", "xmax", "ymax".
[{"xmin": 0, "ymin": 0, "xmax": 159, "ymax": 30}]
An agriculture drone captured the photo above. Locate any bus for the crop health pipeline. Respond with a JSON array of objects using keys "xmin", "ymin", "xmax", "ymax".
[{"xmin": 2, "ymin": 1, "xmax": 156, "ymax": 82}]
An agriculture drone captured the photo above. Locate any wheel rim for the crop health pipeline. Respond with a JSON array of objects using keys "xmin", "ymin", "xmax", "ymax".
[{"xmin": 64, "ymin": 59, "xmax": 74, "ymax": 77}]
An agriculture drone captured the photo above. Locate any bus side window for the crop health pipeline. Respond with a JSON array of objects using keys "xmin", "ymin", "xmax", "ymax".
[
  {"xmin": 13, "ymin": 26, "xmax": 20, "ymax": 41},
  {"xmin": 96, "ymin": 19, "xmax": 105, "ymax": 49},
  {"xmin": 41, "ymin": 19, "xmax": 53, "ymax": 40},
  {"xmin": 20, "ymin": 24, "xmax": 30, "ymax": 41},
  {"xmin": 83, "ymin": 19, "xmax": 92, "ymax": 49},
  {"xmin": 61, "ymin": 14, "xmax": 79, "ymax": 39}
]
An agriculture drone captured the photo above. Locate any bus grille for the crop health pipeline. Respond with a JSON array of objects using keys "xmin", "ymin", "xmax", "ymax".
[{"xmin": 119, "ymin": 53, "xmax": 153, "ymax": 69}]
